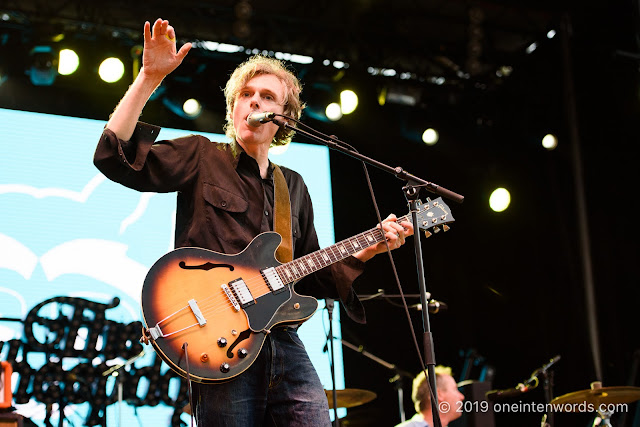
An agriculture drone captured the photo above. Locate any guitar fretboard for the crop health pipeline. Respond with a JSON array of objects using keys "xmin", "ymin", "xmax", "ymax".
[{"xmin": 275, "ymin": 214, "xmax": 411, "ymax": 285}]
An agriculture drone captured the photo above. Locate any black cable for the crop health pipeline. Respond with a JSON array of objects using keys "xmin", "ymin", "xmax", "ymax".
[{"xmin": 182, "ymin": 343, "xmax": 194, "ymax": 427}]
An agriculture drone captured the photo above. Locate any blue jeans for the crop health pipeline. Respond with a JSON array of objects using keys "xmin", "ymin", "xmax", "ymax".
[{"xmin": 192, "ymin": 326, "xmax": 331, "ymax": 427}]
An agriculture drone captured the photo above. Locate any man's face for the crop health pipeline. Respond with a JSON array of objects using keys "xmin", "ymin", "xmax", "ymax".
[
  {"xmin": 232, "ymin": 73, "xmax": 286, "ymax": 148},
  {"xmin": 438, "ymin": 374, "xmax": 465, "ymax": 422}
]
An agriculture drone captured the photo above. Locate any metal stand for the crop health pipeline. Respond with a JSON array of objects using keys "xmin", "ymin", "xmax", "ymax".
[
  {"xmin": 269, "ymin": 115, "xmax": 464, "ymax": 427},
  {"xmin": 541, "ymin": 370, "xmax": 555, "ymax": 427},
  {"xmin": 405, "ymin": 186, "xmax": 441, "ymax": 427},
  {"xmin": 101, "ymin": 350, "xmax": 145, "ymax": 427},
  {"xmin": 591, "ymin": 411, "xmax": 613, "ymax": 426},
  {"xmin": 340, "ymin": 338, "xmax": 414, "ymax": 422},
  {"xmin": 325, "ymin": 298, "xmax": 340, "ymax": 426}
]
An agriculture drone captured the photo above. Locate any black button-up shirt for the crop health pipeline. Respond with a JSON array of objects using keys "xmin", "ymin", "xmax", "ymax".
[{"xmin": 94, "ymin": 122, "xmax": 365, "ymax": 322}]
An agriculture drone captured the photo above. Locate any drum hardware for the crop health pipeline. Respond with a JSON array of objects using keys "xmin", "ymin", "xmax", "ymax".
[{"xmin": 550, "ymin": 382, "xmax": 640, "ymax": 426}]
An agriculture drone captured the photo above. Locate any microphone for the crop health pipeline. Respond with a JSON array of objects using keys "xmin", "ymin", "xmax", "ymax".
[
  {"xmin": 486, "ymin": 355, "xmax": 561, "ymax": 402},
  {"xmin": 247, "ymin": 111, "xmax": 276, "ymax": 126},
  {"xmin": 531, "ymin": 355, "xmax": 561, "ymax": 377},
  {"xmin": 410, "ymin": 300, "xmax": 448, "ymax": 313},
  {"xmin": 486, "ymin": 383, "xmax": 529, "ymax": 401}
]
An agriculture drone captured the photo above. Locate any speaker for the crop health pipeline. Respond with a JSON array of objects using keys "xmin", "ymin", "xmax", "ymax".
[{"xmin": 450, "ymin": 380, "xmax": 495, "ymax": 427}]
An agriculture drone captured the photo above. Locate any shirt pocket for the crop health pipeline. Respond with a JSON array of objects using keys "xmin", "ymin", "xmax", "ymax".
[
  {"xmin": 202, "ymin": 182, "xmax": 252, "ymax": 248},
  {"xmin": 202, "ymin": 182, "xmax": 249, "ymax": 213}
]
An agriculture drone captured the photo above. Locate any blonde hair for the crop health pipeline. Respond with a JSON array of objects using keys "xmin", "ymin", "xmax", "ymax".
[
  {"xmin": 223, "ymin": 55, "xmax": 305, "ymax": 146},
  {"xmin": 412, "ymin": 365, "xmax": 453, "ymax": 413}
]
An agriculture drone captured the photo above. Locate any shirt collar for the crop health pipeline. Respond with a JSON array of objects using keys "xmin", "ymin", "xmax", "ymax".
[{"xmin": 229, "ymin": 140, "xmax": 274, "ymax": 179}]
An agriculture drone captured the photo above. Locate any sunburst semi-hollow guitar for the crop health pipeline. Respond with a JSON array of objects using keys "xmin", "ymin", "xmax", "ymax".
[{"xmin": 141, "ymin": 197, "xmax": 454, "ymax": 383}]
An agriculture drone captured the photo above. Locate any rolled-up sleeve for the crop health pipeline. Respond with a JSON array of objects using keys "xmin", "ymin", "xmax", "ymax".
[{"xmin": 94, "ymin": 122, "xmax": 202, "ymax": 193}]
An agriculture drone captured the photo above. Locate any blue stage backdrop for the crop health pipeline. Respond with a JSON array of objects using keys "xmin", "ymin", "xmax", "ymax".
[{"xmin": 0, "ymin": 107, "xmax": 345, "ymax": 426}]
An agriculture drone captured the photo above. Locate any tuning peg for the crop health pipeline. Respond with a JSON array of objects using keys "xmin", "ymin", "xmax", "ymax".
[
  {"xmin": 433, "ymin": 226, "xmax": 441, "ymax": 233},
  {"xmin": 424, "ymin": 230, "xmax": 432, "ymax": 238},
  {"xmin": 443, "ymin": 225, "xmax": 450, "ymax": 232}
]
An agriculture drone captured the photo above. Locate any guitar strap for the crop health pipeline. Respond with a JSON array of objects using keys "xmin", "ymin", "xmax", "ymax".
[{"xmin": 272, "ymin": 164, "xmax": 293, "ymax": 263}]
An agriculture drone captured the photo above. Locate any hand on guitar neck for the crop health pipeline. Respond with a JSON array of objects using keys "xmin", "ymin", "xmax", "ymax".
[{"xmin": 353, "ymin": 214, "xmax": 414, "ymax": 262}]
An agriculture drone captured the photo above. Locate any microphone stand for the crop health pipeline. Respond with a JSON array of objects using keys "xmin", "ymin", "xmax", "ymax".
[
  {"xmin": 405, "ymin": 186, "xmax": 442, "ymax": 427},
  {"xmin": 101, "ymin": 350, "xmax": 146, "ymax": 427},
  {"xmin": 534, "ymin": 356, "xmax": 560, "ymax": 427},
  {"xmin": 271, "ymin": 117, "xmax": 463, "ymax": 427},
  {"xmin": 340, "ymin": 338, "xmax": 414, "ymax": 422},
  {"xmin": 271, "ymin": 118, "xmax": 464, "ymax": 204},
  {"xmin": 325, "ymin": 298, "xmax": 340, "ymax": 426},
  {"xmin": 541, "ymin": 369, "xmax": 555, "ymax": 427}
]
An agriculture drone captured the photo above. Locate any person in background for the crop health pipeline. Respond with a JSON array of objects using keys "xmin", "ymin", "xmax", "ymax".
[{"xmin": 395, "ymin": 366, "xmax": 465, "ymax": 427}]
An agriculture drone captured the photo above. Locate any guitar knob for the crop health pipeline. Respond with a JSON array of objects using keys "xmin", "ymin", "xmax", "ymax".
[
  {"xmin": 217, "ymin": 337, "xmax": 228, "ymax": 347},
  {"xmin": 238, "ymin": 348, "xmax": 248, "ymax": 359},
  {"xmin": 220, "ymin": 363, "xmax": 230, "ymax": 373}
]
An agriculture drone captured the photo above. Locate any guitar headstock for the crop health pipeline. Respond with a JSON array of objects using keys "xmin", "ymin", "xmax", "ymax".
[{"xmin": 413, "ymin": 197, "xmax": 455, "ymax": 237}]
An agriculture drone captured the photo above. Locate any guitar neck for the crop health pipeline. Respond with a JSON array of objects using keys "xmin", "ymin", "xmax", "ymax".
[{"xmin": 275, "ymin": 214, "xmax": 411, "ymax": 285}]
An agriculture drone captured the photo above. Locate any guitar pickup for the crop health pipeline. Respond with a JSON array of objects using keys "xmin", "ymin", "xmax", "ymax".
[
  {"xmin": 262, "ymin": 267, "xmax": 286, "ymax": 294},
  {"xmin": 229, "ymin": 278, "xmax": 255, "ymax": 308}
]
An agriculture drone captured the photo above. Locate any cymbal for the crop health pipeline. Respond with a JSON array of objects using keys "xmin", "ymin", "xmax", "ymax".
[
  {"xmin": 325, "ymin": 388, "xmax": 376, "ymax": 409},
  {"xmin": 550, "ymin": 386, "xmax": 640, "ymax": 411}
]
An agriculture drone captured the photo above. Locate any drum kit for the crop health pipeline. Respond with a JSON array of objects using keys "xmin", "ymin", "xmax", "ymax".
[
  {"xmin": 548, "ymin": 382, "xmax": 640, "ymax": 426},
  {"xmin": 324, "ymin": 388, "xmax": 377, "ymax": 410}
]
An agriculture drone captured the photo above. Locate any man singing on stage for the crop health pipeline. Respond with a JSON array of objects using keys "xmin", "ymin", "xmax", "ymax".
[{"xmin": 94, "ymin": 18, "xmax": 413, "ymax": 426}]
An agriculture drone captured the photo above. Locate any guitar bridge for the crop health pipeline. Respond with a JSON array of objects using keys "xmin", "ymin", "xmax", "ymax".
[
  {"xmin": 222, "ymin": 284, "xmax": 241, "ymax": 312},
  {"xmin": 229, "ymin": 278, "xmax": 255, "ymax": 308}
]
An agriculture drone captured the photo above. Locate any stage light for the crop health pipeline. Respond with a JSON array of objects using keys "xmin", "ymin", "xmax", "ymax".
[
  {"xmin": 489, "ymin": 188, "xmax": 511, "ymax": 212},
  {"xmin": 29, "ymin": 46, "xmax": 58, "ymax": 86},
  {"xmin": 325, "ymin": 102, "xmax": 343, "ymax": 121},
  {"xmin": 98, "ymin": 57, "xmax": 125, "ymax": 83},
  {"xmin": 303, "ymin": 82, "xmax": 341, "ymax": 122},
  {"xmin": 340, "ymin": 90, "xmax": 358, "ymax": 114},
  {"xmin": 162, "ymin": 95, "xmax": 203, "ymax": 119},
  {"xmin": 422, "ymin": 128, "xmax": 439, "ymax": 145},
  {"xmin": 377, "ymin": 83, "xmax": 421, "ymax": 107},
  {"xmin": 542, "ymin": 133, "xmax": 558, "ymax": 150},
  {"xmin": 526, "ymin": 42, "xmax": 538, "ymax": 54},
  {"xmin": 182, "ymin": 98, "xmax": 202, "ymax": 117},
  {"xmin": 58, "ymin": 49, "xmax": 79, "ymax": 75}
]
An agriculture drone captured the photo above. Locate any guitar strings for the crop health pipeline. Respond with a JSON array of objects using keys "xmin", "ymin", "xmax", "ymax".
[
  {"xmin": 160, "ymin": 225, "xmax": 391, "ymax": 327},
  {"xmin": 156, "ymin": 217, "xmax": 411, "ymax": 331}
]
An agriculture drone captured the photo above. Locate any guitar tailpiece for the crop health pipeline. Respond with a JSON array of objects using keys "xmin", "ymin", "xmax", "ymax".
[{"xmin": 139, "ymin": 327, "xmax": 151, "ymax": 345}]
